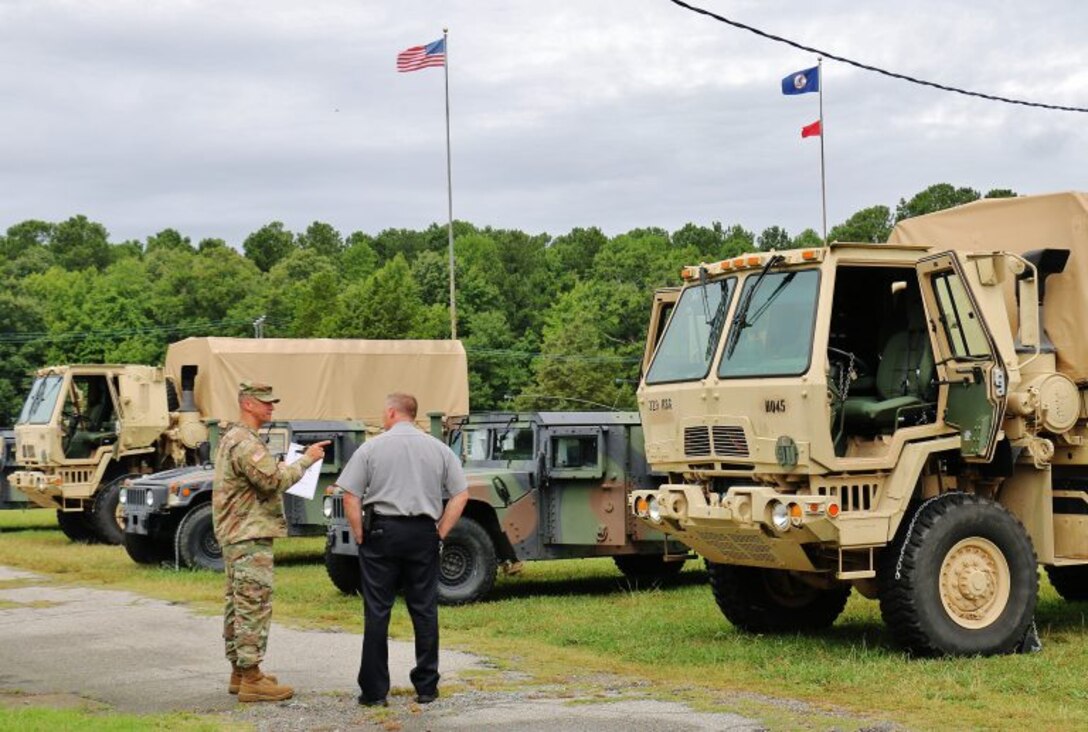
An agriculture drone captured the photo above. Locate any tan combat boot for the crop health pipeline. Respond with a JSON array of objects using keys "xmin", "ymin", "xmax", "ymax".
[
  {"xmin": 229, "ymin": 664, "xmax": 278, "ymax": 695},
  {"xmin": 237, "ymin": 666, "xmax": 293, "ymax": 702}
]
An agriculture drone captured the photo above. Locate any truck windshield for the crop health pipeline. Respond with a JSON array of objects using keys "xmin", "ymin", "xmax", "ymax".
[
  {"xmin": 718, "ymin": 269, "xmax": 820, "ymax": 378},
  {"xmin": 17, "ymin": 375, "xmax": 65, "ymax": 425},
  {"xmin": 645, "ymin": 278, "xmax": 736, "ymax": 384}
]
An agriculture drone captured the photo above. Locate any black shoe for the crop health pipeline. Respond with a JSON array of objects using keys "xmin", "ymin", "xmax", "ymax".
[
  {"xmin": 358, "ymin": 696, "xmax": 388, "ymax": 707},
  {"xmin": 416, "ymin": 692, "xmax": 438, "ymax": 704}
]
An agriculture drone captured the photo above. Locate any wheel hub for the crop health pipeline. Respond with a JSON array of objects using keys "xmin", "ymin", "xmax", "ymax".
[
  {"xmin": 441, "ymin": 547, "xmax": 469, "ymax": 584},
  {"xmin": 940, "ymin": 537, "xmax": 1010, "ymax": 629}
]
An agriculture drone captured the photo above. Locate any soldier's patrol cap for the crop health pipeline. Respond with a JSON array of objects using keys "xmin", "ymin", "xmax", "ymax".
[{"xmin": 239, "ymin": 381, "xmax": 279, "ymax": 403}]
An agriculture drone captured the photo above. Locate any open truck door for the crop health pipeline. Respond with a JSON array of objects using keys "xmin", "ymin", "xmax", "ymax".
[
  {"xmin": 916, "ymin": 251, "xmax": 1011, "ymax": 461},
  {"xmin": 641, "ymin": 287, "xmax": 681, "ymax": 376}
]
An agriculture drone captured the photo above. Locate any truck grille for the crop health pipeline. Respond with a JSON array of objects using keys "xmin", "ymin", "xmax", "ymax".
[
  {"xmin": 684, "ymin": 426, "xmax": 750, "ymax": 459},
  {"xmin": 815, "ymin": 482, "xmax": 878, "ymax": 512},
  {"xmin": 58, "ymin": 468, "xmax": 95, "ymax": 487},
  {"xmin": 125, "ymin": 488, "xmax": 147, "ymax": 507},
  {"xmin": 712, "ymin": 426, "xmax": 749, "ymax": 457},
  {"xmin": 684, "ymin": 427, "xmax": 711, "ymax": 457},
  {"xmin": 331, "ymin": 495, "xmax": 345, "ymax": 519}
]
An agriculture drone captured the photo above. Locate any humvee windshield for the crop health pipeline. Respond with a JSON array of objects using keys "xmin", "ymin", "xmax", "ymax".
[
  {"xmin": 462, "ymin": 426, "xmax": 535, "ymax": 462},
  {"xmin": 645, "ymin": 278, "xmax": 736, "ymax": 384},
  {"xmin": 17, "ymin": 375, "xmax": 64, "ymax": 425},
  {"xmin": 718, "ymin": 269, "xmax": 819, "ymax": 378}
]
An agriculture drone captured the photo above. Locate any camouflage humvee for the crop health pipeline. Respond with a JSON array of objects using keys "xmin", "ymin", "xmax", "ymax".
[
  {"xmin": 324, "ymin": 411, "xmax": 690, "ymax": 604},
  {"xmin": 122, "ymin": 420, "xmax": 365, "ymax": 570},
  {"xmin": 1, "ymin": 428, "xmax": 31, "ymax": 509}
]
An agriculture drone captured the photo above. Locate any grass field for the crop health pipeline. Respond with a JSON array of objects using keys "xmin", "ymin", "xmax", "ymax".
[{"xmin": 2, "ymin": 508, "xmax": 1087, "ymax": 731}]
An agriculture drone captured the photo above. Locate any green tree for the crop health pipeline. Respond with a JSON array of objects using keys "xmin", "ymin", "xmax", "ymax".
[
  {"xmin": 792, "ymin": 228, "xmax": 823, "ymax": 248},
  {"xmin": 895, "ymin": 184, "xmax": 980, "ymax": 222},
  {"xmin": 985, "ymin": 188, "xmax": 1018, "ymax": 199},
  {"xmin": 341, "ymin": 232, "xmax": 379, "ymax": 282},
  {"xmin": 829, "ymin": 205, "xmax": 893, "ymax": 243},
  {"xmin": 3, "ymin": 220, "xmax": 54, "ymax": 258},
  {"xmin": 330, "ymin": 255, "xmax": 443, "ymax": 339},
  {"xmin": 757, "ymin": 226, "xmax": 792, "ymax": 252},
  {"xmin": 145, "ymin": 228, "xmax": 194, "ymax": 254},
  {"xmin": 297, "ymin": 221, "xmax": 344, "ymax": 258},
  {"xmin": 50, "ymin": 215, "xmax": 111, "ymax": 270},
  {"xmin": 198, "ymin": 237, "xmax": 228, "ymax": 252},
  {"xmin": 243, "ymin": 221, "xmax": 296, "ymax": 272}
]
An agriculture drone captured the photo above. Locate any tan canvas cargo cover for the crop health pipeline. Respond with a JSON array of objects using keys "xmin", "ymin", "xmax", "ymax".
[
  {"xmin": 888, "ymin": 192, "xmax": 1088, "ymax": 382},
  {"xmin": 165, "ymin": 338, "xmax": 469, "ymax": 425}
]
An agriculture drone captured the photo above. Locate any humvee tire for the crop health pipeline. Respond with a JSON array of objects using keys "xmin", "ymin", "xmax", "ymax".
[
  {"xmin": 438, "ymin": 517, "xmax": 496, "ymax": 605},
  {"xmin": 324, "ymin": 532, "xmax": 361, "ymax": 595},
  {"xmin": 56, "ymin": 509, "xmax": 97, "ymax": 543},
  {"xmin": 175, "ymin": 503, "xmax": 224, "ymax": 571},
  {"xmin": 90, "ymin": 475, "xmax": 134, "ymax": 545},
  {"xmin": 123, "ymin": 532, "xmax": 172, "ymax": 565},
  {"xmin": 1046, "ymin": 565, "xmax": 1088, "ymax": 602},
  {"xmin": 878, "ymin": 493, "xmax": 1038, "ymax": 656},
  {"xmin": 614, "ymin": 554, "xmax": 686, "ymax": 585},
  {"xmin": 707, "ymin": 561, "xmax": 851, "ymax": 633}
]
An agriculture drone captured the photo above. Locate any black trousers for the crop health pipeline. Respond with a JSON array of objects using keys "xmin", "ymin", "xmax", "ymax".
[{"xmin": 357, "ymin": 515, "xmax": 440, "ymax": 701}]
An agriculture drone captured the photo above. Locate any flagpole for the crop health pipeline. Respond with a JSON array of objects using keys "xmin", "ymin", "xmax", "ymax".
[
  {"xmin": 443, "ymin": 27, "xmax": 457, "ymax": 339},
  {"xmin": 818, "ymin": 57, "xmax": 827, "ymax": 245}
]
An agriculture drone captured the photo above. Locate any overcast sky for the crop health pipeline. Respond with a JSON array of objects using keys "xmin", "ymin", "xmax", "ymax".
[{"xmin": 1, "ymin": 0, "xmax": 1085, "ymax": 247}]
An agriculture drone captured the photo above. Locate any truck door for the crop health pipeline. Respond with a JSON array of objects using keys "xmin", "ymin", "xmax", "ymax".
[
  {"xmin": 543, "ymin": 426, "xmax": 626, "ymax": 547},
  {"xmin": 916, "ymin": 252, "xmax": 1009, "ymax": 460},
  {"xmin": 641, "ymin": 287, "xmax": 681, "ymax": 376}
]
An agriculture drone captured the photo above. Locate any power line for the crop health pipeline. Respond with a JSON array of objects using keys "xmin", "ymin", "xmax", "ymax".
[
  {"xmin": 0, "ymin": 317, "xmax": 270, "ymax": 345},
  {"xmin": 668, "ymin": 0, "xmax": 1088, "ymax": 114}
]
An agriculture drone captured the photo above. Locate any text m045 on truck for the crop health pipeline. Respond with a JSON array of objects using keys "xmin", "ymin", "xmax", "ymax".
[{"xmin": 631, "ymin": 192, "xmax": 1088, "ymax": 656}]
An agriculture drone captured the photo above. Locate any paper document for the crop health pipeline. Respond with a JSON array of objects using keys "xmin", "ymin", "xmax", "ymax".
[{"xmin": 285, "ymin": 443, "xmax": 323, "ymax": 500}]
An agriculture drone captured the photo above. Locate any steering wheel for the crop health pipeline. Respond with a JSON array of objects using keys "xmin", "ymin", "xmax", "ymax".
[
  {"xmin": 827, "ymin": 347, "xmax": 872, "ymax": 378},
  {"xmin": 826, "ymin": 347, "xmax": 873, "ymax": 404}
]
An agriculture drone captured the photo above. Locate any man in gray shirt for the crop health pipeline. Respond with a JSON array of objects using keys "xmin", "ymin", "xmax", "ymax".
[{"xmin": 336, "ymin": 392, "xmax": 468, "ymax": 707}]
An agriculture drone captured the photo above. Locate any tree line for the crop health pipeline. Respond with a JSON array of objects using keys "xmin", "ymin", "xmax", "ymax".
[{"xmin": 0, "ymin": 183, "xmax": 1016, "ymax": 424}]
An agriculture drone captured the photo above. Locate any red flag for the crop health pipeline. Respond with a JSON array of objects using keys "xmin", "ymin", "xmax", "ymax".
[{"xmin": 801, "ymin": 120, "xmax": 821, "ymax": 138}]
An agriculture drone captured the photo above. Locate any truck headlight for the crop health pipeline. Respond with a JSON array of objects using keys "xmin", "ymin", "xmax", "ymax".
[
  {"xmin": 769, "ymin": 501, "xmax": 790, "ymax": 532},
  {"xmin": 322, "ymin": 497, "xmax": 333, "ymax": 519},
  {"xmin": 146, "ymin": 491, "xmax": 156, "ymax": 507},
  {"xmin": 119, "ymin": 489, "xmax": 127, "ymax": 505},
  {"xmin": 647, "ymin": 496, "xmax": 661, "ymax": 523}
]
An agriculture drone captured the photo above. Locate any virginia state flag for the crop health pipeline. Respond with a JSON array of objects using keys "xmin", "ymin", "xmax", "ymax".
[{"xmin": 782, "ymin": 66, "xmax": 819, "ymax": 95}]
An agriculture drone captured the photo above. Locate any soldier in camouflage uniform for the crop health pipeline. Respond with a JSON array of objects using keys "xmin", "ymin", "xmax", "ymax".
[{"xmin": 213, "ymin": 381, "xmax": 328, "ymax": 703}]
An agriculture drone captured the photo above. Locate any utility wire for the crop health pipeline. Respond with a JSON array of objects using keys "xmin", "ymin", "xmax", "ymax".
[
  {"xmin": 668, "ymin": 0, "xmax": 1088, "ymax": 114},
  {"xmin": 0, "ymin": 317, "xmax": 273, "ymax": 345}
]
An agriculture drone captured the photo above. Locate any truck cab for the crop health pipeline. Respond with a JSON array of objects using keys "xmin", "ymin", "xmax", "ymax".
[
  {"xmin": 324, "ymin": 411, "xmax": 689, "ymax": 604},
  {"xmin": 631, "ymin": 229, "xmax": 1084, "ymax": 656}
]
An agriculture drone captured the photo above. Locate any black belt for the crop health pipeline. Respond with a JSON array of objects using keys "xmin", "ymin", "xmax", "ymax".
[{"xmin": 372, "ymin": 514, "xmax": 435, "ymax": 523}]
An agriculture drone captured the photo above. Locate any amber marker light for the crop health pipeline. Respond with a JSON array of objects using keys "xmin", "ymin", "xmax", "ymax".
[
  {"xmin": 181, "ymin": 487, "xmax": 191, "ymax": 497},
  {"xmin": 746, "ymin": 255, "xmax": 762, "ymax": 266},
  {"xmin": 827, "ymin": 502, "xmax": 841, "ymax": 518},
  {"xmin": 169, "ymin": 482, "xmax": 180, "ymax": 496},
  {"xmin": 789, "ymin": 502, "xmax": 803, "ymax": 527},
  {"xmin": 802, "ymin": 249, "xmax": 818, "ymax": 261},
  {"xmin": 634, "ymin": 496, "xmax": 649, "ymax": 518},
  {"xmin": 733, "ymin": 257, "xmax": 746, "ymax": 268}
]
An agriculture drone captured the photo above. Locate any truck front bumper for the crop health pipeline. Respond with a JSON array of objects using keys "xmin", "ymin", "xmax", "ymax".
[
  {"xmin": 629, "ymin": 484, "xmax": 844, "ymax": 571},
  {"xmin": 9, "ymin": 470, "xmax": 63, "ymax": 509},
  {"xmin": 120, "ymin": 485, "xmax": 171, "ymax": 537}
]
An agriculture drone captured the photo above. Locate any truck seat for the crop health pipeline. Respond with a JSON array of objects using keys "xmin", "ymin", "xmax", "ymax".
[{"xmin": 843, "ymin": 307, "xmax": 934, "ymax": 432}]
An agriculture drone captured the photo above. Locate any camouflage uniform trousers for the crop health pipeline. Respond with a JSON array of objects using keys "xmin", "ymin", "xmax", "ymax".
[{"xmin": 222, "ymin": 538, "xmax": 275, "ymax": 669}]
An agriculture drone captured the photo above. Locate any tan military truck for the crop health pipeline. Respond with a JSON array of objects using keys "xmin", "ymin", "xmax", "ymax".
[
  {"xmin": 12, "ymin": 338, "xmax": 468, "ymax": 544},
  {"xmin": 631, "ymin": 192, "xmax": 1088, "ymax": 656}
]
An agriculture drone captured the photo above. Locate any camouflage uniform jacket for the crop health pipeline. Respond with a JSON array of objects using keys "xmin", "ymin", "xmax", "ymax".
[{"xmin": 212, "ymin": 423, "xmax": 315, "ymax": 547}]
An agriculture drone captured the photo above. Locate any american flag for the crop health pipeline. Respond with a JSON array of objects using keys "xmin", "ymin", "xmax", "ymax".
[{"xmin": 397, "ymin": 38, "xmax": 445, "ymax": 73}]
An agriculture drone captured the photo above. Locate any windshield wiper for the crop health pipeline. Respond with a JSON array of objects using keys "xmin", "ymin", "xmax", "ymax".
[
  {"xmin": 697, "ymin": 266, "xmax": 712, "ymax": 324},
  {"xmin": 704, "ymin": 281, "xmax": 732, "ymax": 361},
  {"xmin": 724, "ymin": 255, "xmax": 784, "ymax": 359}
]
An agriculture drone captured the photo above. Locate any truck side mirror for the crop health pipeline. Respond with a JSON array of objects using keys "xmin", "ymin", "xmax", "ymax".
[{"xmin": 197, "ymin": 441, "xmax": 211, "ymax": 465}]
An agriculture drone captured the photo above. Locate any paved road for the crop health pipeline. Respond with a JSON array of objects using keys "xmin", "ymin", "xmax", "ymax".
[{"xmin": 0, "ymin": 565, "xmax": 879, "ymax": 730}]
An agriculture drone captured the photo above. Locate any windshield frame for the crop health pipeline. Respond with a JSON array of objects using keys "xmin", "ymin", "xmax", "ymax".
[
  {"xmin": 717, "ymin": 267, "xmax": 822, "ymax": 380},
  {"xmin": 644, "ymin": 276, "xmax": 738, "ymax": 385},
  {"xmin": 17, "ymin": 374, "xmax": 66, "ymax": 425}
]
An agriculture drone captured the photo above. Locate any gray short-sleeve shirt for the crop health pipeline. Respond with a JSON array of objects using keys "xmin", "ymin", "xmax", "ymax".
[{"xmin": 336, "ymin": 421, "xmax": 467, "ymax": 520}]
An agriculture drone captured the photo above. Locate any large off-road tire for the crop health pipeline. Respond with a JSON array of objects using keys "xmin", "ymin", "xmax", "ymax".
[
  {"xmin": 614, "ymin": 554, "xmax": 686, "ymax": 585},
  {"xmin": 707, "ymin": 561, "xmax": 851, "ymax": 633},
  {"xmin": 56, "ymin": 510, "xmax": 97, "ymax": 543},
  {"xmin": 123, "ymin": 532, "xmax": 172, "ymax": 565},
  {"xmin": 438, "ymin": 517, "xmax": 497, "ymax": 605},
  {"xmin": 878, "ymin": 493, "xmax": 1038, "ymax": 657},
  {"xmin": 1045, "ymin": 565, "xmax": 1088, "ymax": 602},
  {"xmin": 89, "ymin": 475, "xmax": 136, "ymax": 545},
  {"xmin": 175, "ymin": 503, "xmax": 224, "ymax": 571},
  {"xmin": 324, "ymin": 532, "xmax": 362, "ymax": 595}
]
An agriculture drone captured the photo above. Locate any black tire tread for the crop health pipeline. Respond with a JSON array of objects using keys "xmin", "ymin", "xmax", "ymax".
[
  {"xmin": 324, "ymin": 532, "xmax": 362, "ymax": 595},
  {"xmin": 123, "ymin": 532, "xmax": 170, "ymax": 565},
  {"xmin": 90, "ymin": 476, "xmax": 131, "ymax": 545},
  {"xmin": 438, "ymin": 516, "xmax": 497, "ymax": 606},
  {"xmin": 56, "ymin": 509, "xmax": 97, "ymax": 543},
  {"xmin": 175, "ymin": 503, "xmax": 223, "ymax": 571},
  {"xmin": 707, "ymin": 560, "xmax": 850, "ymax": 633},
  {"xmin": 878, "ymin": 493, "xmax": 1038, "ymax": 657}
]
